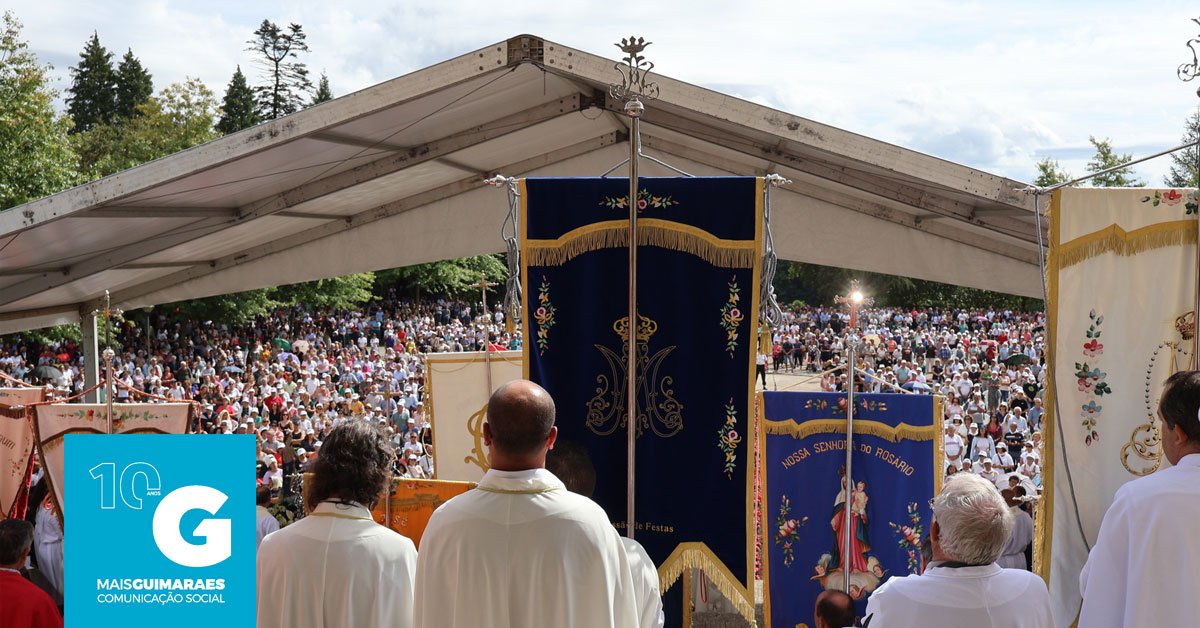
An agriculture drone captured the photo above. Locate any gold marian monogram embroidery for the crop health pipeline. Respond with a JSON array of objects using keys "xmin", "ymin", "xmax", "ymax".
[{"xmin": 585, "ymin": 313, "xmax": 684, "ymax": 439}]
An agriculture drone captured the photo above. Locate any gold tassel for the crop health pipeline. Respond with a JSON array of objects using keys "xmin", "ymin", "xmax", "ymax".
[
  {"xmin": 658, "ymin": 543, "xmax": 757, "ymax": 625},
  {"xmin": 764, "ymin": 418, "xmax": 937, "ymax": 442},
  {"xmin": 525, "ymin": 220, "xmax": 756, "ymax": 268},
  {"xmin": 759, "ymin": 323, "xmax": 772, "ymax": 356},
  {"xmin": 1055, "ymin": 220, "xmax": 1196, "ymax": 269}
]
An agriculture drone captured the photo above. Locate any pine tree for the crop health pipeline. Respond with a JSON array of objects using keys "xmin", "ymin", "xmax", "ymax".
[
  {"xmin": 1084, "ymin": 136, "xmax": 1144, "ymax": 187},
  {"xmin": 1032, "ymin": 158, "xmax": 1070, "ymax": 187},
  {"xmin": 311, "ymin": 71, "xmax": 332, "ymax": 105},
  {"xmin": 216, "ymin": 66, "xmax": 260, "ymax": 134},
  {"xmin": 1165, "ymin": 110, "xmax": 1200, "ymax": 188},
  {"xmin": 114, "ymin": 48, "xmax": 153, "ymax": 120},
  {"xmin": 66, "ymin": 32, "xmax": 117, "ymax": 133},
  {"xmin": 246, "ymin": 20, "xmax": 313, "ymax": 119}
]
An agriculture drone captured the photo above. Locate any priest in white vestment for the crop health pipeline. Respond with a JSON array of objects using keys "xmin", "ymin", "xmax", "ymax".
[
  {"xmin": 258, "ymin": 420, "xmax": 417, "ymax": 628},
  {"xmin": 546, "ymin": 440, "xmax": 664, "ymax": 628},
  {"xmin": 996, "ymin": 488, "xmax": 1033, "ymax": 570},
  {"xmin": 863, "ymin": 474, "xmax": 1052, "ymax": 627},
  {"xmin": 1078, "ymin": 370, "xmax": 1200, "ymax": 628},
  {"xmin": 415, "ymin": 380, "xmax": 639, "ymax": 628}
]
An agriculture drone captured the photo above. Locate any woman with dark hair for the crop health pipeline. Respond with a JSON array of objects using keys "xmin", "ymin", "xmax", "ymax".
[{"xmin": 257, "ymin": 421, "xmax": 416, "ymax": 628}]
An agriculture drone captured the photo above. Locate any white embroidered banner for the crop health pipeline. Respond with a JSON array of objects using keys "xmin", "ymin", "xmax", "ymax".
[
  {"xmin": 426, "ymin": 351, "xmax": 523, "ymax": 482},
  {"xmin": 1045, "ymin": 187, "xmax": 1198, "ymax": 625},
  {"xmin": 33, "ymin": 403, "xmax": 192, "ymax": 519},
  {"xmin": 0, "ymin": 387, "xmax": 44, "ymax": 519}
]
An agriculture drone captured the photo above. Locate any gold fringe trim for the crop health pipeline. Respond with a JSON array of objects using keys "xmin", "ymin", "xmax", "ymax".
[
  {"xmin": 525, "ymin": 219, "xmax": 757, "ymax": 268},
  {"xmin": 658, "ymin": 542, "xmax": 756, "ymax": 626},
  {"xmin": 1054, "ymin": 220, "xmax": 1196, "ymax": 269},
  {"xmin": 764, "ymin": 418, "xmax": 936, "ymax": 442}
]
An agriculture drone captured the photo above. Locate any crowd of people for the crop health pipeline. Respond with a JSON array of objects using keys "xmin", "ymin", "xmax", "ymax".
[
  {"xmin": 0, "ymin": 294, "xmax": 520, "ymax": 492},
  {"xmin": 766, "ymin": 305, "xmax": 1047, "ymax": 495}
]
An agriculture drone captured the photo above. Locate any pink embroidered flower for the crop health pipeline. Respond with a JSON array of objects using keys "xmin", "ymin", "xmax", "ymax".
[
  {"xmin": 637, "ymin": 198, "xmax": 648, "ymax": 210},
  {"xmin": 1163, "ymin": 189, "xmax": 1184, "ymax": 206},
  {"xmin": 534, "ymin": 306, "xmax": 547, "ymax": 319},
  {"xmin": 1082, "ymin": 339, "xmax": 1103, "ymax": 357},
  {"xmin": 779, "ymin": 519, "xmax": 798, "ymax": 537},
  {"xmin": 1077, "ymin": 378, "xmax": 1094, "ymax": 393}
]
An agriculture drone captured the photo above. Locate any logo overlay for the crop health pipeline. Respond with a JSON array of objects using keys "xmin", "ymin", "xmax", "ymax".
[{"xmin": 65, "ymin": 434, "xmax": 254, "ymax": 627}]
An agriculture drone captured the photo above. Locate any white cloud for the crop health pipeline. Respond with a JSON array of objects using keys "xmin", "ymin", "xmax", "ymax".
[{"xmin": 8, "ymin": 0, "xmax": 1200, "ymax": 184}]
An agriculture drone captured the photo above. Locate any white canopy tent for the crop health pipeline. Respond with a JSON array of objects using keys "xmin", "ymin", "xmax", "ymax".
[{"xmin": 0, "ymin": 34, "xmax": 1043, "ymax": 343}]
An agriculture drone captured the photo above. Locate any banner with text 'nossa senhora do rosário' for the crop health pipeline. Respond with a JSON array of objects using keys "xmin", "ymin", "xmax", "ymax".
[
  {"xmin": 762, "ymin": 391, "xmax": 941, "ymax": 628},
  {"xmin": 522, "ymin": 177, "xmax": 762, "ymax": 624}
]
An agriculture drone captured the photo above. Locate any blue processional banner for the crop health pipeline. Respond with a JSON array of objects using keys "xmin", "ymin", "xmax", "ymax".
[
  {"xmin": 522, "ymin": 177, "xmax": 762, "ymax": 623},
  {"xmin": 762, "ymin": 392, "xmax": 942, "ymax": 627}
]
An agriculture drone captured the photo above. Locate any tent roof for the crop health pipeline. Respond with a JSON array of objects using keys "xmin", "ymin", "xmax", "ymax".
[{"xmin": 0, "ymin": 35, "xmax": 1043, "ymax": 335}]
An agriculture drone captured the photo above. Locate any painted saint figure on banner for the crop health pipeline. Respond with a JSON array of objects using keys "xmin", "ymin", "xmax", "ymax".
[{"xmin": 813, "ymin": 467, "xmax": 882, "ymax": 599}]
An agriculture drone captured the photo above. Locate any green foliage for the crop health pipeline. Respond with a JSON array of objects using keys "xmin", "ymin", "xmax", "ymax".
[
  {"xmin": 161, "ymin": 274, "xmax": 376, "ymax": 325},
  {"xmin": 114, "ymin": 48, "xmax": 153, "ymax": 119},
  {"xmin": 1033, "ymin": 157, "xmax": 1070, "ymax": 187},
  {"xmin": 66, "ymin": 32, "xmax": 117, "ymax": 133},
  {"xmin": 73, "ymin": 77, "xmax": 219, "ymax": 177},
  {"xmin": 0, "ymin": 11, "xmax": 79, "ymax": 210},
  {"xmin": 1085, "ymin": 136, "xmax": 1144, "ymax": 187},
  {"xmin": 774, "ymin": 261, "xmax": 1042, "ymax": 311},
  {"xmin": 247, "ymin": 20, "xmax": 313, "ymax": 120},
  {"xmin": 377, "ymin": 255, "xmax": 508, "ymax": 298},
  {"xmin": 1164, "ymin": 110, "xmax": 1200, "ymax": 188},
  {"xmin": 311, "ymin": 71, "xmax": 332, "ymax": 105},
  {"xmin": 166, "ymin": 289, "xmax": 279, "ymax": 325},
  {"xmin": 273, "ymin": 273, "xmax": 375, "ymax": 310},
  {"xmin": 216, "ymin": 65, "xmax": 259, "ymax": 134}
]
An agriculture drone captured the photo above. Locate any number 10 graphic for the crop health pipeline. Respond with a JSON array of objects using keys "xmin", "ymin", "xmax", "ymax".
[{"xmin": 89, "ymin": 462, "xmax": 163, "ymax": 510}]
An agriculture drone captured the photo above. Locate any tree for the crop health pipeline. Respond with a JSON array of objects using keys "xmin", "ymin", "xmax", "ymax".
[
  {"xmin": 216, "ymin": 65, "xmax": 259, "ymax": 134},
  {"xmin": 377, "ymin": 255, "xmax": 508, "ymax": 298},
  {"xmin": 73, "ymin": 77, "xmax": 219, "ymax": 177},
  {"xmin": 1033, "ymin": 157, "xmax": 1071, "ymax": 187},
  {"xmin": 246, "ymin": 20, "xmax": 313, "ymax": 119},
  {"xmin": 1164, "ymin": 110, "xmax": 1200, "ymax": 188},
  {"xmin": 0, "ymin": 11, "xmax": 78, "ymax": 210},
  {"xmin": 1084, "ymin": 136, "xmax": 1144, "ymax": 187},
  {"xmin": 311, "ymin": 71, "xmax": 332, "ymax": 105},
  {"xmin": 273, "ymin": 273, "xmax": 375, "ymax": 310},
  {"xmin": 66, "ymin": 32, "xmax": 117, "ymax": 133},
  {"xmin": 113, "ymin": 48, "xmax": 152, "ymax": 119}
]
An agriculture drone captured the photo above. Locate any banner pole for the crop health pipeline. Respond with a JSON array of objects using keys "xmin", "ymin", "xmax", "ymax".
[
  {"xmin": 625, "ymin": 111, "xmax": 641, "ymax": 539},
  {"xmin": 610, "ymin": 36, "xmax": 657, "ymax": 541},
  {"xmin": 842, "ymin": 335, "xmax": 855, "ymax": 592},
  {"xmin": 834, "ymin": 280, "xmax": 870, "ymax": 593}
]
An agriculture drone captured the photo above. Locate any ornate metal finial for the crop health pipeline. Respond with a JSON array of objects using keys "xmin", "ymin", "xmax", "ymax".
[
  {"xmin": 609, "ymin": 36, "xmax": 659, "ymax": 116},
  {"xmin": 1179, "ymin": 17, "xmax": 1200, "ymax": 95}
]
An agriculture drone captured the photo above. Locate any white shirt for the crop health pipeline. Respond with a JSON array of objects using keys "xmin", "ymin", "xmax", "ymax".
[
  {"xmin": 1079, "ymin": 453, "xmax": 1200, "ymax": 628},
  {"xmin": 257, "ymin": 501, "xmax": 417, "ymax": 628},
  {"xmin": 415, "ymin": 468, "xmax": 639, "ymax": 628},
  {"xmin": 622, "ymin": 537, "xmax": 665, "ymax": 628},
  {"xmin": 256, "ymin": 505, "xmax": 280, "ymax": 551},
  {"xmin": 997, "ymin": 506, "xmax": 1033, "ymax": 570},
  {"xmin": 864, "ymin": 563, "xmax": 1053, "ymax": 627}
]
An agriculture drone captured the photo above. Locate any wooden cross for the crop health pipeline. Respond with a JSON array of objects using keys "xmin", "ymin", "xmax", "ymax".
[{"xmin": 834, "ymin": 279, "xmax": 874, "ymax": 330}]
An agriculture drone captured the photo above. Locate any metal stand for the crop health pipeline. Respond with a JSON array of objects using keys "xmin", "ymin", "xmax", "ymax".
[{"xmin": 91, "ymin": 290, "xmax": 121, "ymax": 433}]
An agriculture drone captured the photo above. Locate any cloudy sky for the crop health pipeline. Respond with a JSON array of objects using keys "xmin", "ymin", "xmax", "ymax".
[{"xmin": 9, "ymin": 0, "xmax": 1200, "ymax": 185}]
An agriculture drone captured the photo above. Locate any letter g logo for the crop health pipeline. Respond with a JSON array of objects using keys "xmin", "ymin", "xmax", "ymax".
[{"xmin": 151, "ymin": 486, "xmax": 231, "ymax": 567}]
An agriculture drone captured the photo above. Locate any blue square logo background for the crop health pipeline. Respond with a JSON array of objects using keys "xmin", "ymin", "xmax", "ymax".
[{"xmin": 65, "ymin": 434, "xmax": 255, "ymax": 627}]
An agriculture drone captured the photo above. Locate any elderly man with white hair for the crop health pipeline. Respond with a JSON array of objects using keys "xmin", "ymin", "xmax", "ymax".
[{"xmin": 862, "ymin": 473, "xmax": 1052, "ymax": 627}]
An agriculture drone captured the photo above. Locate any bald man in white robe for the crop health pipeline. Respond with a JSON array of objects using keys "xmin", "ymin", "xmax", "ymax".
[
  {"xmin": 415, "ymin": 380, "xmax": 638, "ymax": 628},
  {"xmin": 1079, "ymin": 370, "xmax": 1200, "ymax": 628}
]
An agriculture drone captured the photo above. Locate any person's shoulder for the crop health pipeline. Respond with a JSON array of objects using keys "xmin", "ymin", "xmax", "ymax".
[{"xmin": 993, "ymin": 566, "xmax": 1050, "ymax": 595}]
